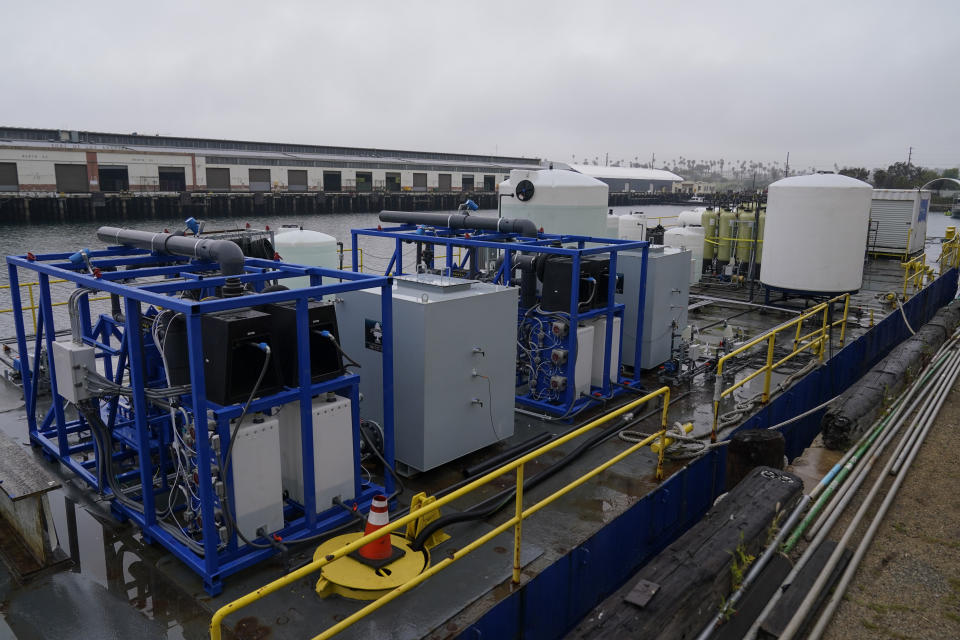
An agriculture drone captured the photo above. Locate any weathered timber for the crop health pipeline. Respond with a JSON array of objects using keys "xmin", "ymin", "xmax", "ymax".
[
  {"xmin": 568, "ymin": 466, "xmax": 803, "ymax": 640},
  {"xmin": 712, "ymin": 553, "xmax": 792, "ymax": 640},
  {"xmin": 726, "ymin": 429, "xmax": 786, "ymax": 491},
  {"xmin": 757, "ymin": 540, "xmax": 852, "ymax": 639}
]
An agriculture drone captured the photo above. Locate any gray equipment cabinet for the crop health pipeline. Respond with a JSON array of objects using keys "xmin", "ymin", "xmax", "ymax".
[
  {"xmin": 616, "ymin": 246, "xmax": 691, "ymax": 370},
  {"xmin": 336, "ymin": 275, "xmax": 517, "ymax": 473}
]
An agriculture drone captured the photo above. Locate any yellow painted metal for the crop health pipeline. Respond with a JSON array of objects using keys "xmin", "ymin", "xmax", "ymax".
[
  {"xmin": 313, "ymin": 533, "xmax": 428, "ymax": 600},
  {"xmin": 710, "ymin": 294, "xmax": 849, "ymax": 441},
  {"xmin": 901, "ymin": 254, "xmax": 926, "ymax": 298},
  {"xmin": 512, "ymin": 463, "xmax": 524, "ymax": 584},
  {"xmin": 650, "ymin": 422, "xmax": 693, "ymax": 453},
  {"xmin": 403, "ymin": 492, "xmax": 450, "ymax": 550},
  {"xmin": 209, "ymin": 386, "xmax": 672, "ymax": 640}
]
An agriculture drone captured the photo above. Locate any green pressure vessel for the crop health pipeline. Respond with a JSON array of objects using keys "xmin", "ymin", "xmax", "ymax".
[
  {"xmin": 756, "ymin": 211, "xmax": 766, "ymax": 263},
  {"xmin": 736, "ymin": 211, "xmax": 755, "ymax": 263},
  {"xmin": 718, "ymin": 209, "xmax": 736, "ymax": 262},
  {"xmin": 701, "ymin": 209, "xmax": 718, "ymax": 260}
]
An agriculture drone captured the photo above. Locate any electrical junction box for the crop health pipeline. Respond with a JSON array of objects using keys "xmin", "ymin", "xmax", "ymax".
[
  {"xmin": 278, "ymin": 396, "xmax": 354, "ymax": 513},
  {"xmin": 590, "ymin": 316, "xmax": 622, "ymax": 387},
  {"xmin": 616, "ymin": 246, "xmax": 690, "ymax": 370},
  {"xmin": 51, "ymin": 340, "xmax": 96, "ymax": 403},
  {"xmin": 574, "ymin": 324, "xmax": 594, "ymax": 398},
  {"xmin": 230, "ymin": 414, "xmax": 284, "ymax": 542},
  {"xmin": 335, "ymin": 275, "xmax": 517, "ymax": 473}
]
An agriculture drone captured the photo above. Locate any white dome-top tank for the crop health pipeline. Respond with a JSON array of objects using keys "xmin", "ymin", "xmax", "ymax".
[
  {"xmin": 499, "ymin": 169, "xmax": 608, "ymax": 238},
  {"xmin": 274, "ymin": 228, "xmax": 339, "ymax": 288},
  {"xmin": 760, "ymin": 174, "xmax": 872, "ymax": 293}
]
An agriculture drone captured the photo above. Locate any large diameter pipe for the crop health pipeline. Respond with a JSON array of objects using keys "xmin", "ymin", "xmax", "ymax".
[
  {"xmin": 97, "ymin": 226, "xmax": 246, "ymax": 276},
  {"xmin": 378, "ymin": 211, "xmax": 539, "ymax": 237}
]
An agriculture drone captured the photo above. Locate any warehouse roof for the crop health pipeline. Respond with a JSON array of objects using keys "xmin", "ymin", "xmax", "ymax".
[{"xmin": 569, "ymin": 164, "xmax": 684, "ymax": 182}]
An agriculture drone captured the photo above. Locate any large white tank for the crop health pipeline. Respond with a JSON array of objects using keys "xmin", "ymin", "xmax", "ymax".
[
  {"xmin": 274, "ymin": 228, "xmax": 340, "ymax": 288},
  {"xmin": 677, "ymin": 210, "xmax": 703, "ymax": 227},
  {"xmin": 617, "ymin": 212, "xmax": 647, "ymax": 241},
  {"xmin": 760, "ymin": 174, "xmax": 872, "ymax": 293},
  {"xmin": 499, "ymin": 169, "xmax": 608, "ymax": 238},
  {"xmin": 664, "ymin": 226, "xmax": 705, "ymax": 284},
  {"xmin": 606, "ymin": 210, "xmax": 621, "ymax": 236}
]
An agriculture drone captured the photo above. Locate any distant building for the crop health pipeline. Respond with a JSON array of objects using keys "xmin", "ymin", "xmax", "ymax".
[
  {"xmin": 673, "ymin": 180, "xmax": 716, "ymax": 195},
  {"xmin": 566, "ymin": 164, "xmax": 683, "ymax": 193},
  {"xmin": 0, "ymin": 127, "xmax": 541, "ymax": 194}
]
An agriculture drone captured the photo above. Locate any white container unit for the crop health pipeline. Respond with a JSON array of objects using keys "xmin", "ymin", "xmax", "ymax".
[
  {"xmin": 617, "ymin": 212, "xmax": 647, "ymax": 241},
  {"xmin": 868, "ymin": 189, "xmax": 931, "ymax": 255},
  {"xmin": 499, "ymin": 169, "xmax": 608, "ymax": 238},
  {"xmin": 274, "ymin": 229, "xmax": 340, "ymax": 288},
  {"xmin": 664, "ymin": 226, "xmax": 705, "ymax": 284},
  {"xmin": 760, "ymin": 174, "xmax": 873, "ymax": 293}
]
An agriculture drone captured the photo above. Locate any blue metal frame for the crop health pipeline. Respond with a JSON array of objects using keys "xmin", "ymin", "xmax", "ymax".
[
  {"xmin": 350, "ymin": 224, "xmax": 649, "ymax": 417},
  {"xmin": 7, "ymin": 246, "xmax": 397, "ymax": 595},
  {"xmin": 464, "ymin": 268, "xmax": 959, "ymax": 639}
]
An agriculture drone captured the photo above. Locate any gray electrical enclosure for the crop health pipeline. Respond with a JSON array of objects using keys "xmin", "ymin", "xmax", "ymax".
[
  {"xmin": 616, "ymin": 246, "xmax": 690, "ymax": 370},
  {"xmin": 336, "ymin": 275, "xmax": 517, "ymax": 473}
]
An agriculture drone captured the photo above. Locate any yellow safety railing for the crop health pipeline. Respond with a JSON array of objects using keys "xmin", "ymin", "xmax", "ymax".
[
  {"xmin": 210, "ymin": 386, "xmax": 672, "ymax": 640},
  {"xmin": 900, "ymin": 254, "xmax": 928, "ymax": 298},
  {"xmin": 938, "ymin": 232, "xmax": 960, "ymax": 275},
  {"xmin": 710, "ymin": 294, "xmax": 850, "ymax": 441},
  {"xmin": 0, "ymin": 279, "xmax": 111, "ymax": 333}
]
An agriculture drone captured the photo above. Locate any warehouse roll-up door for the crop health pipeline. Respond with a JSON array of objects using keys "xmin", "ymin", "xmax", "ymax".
[
  {"xmin": 55, "ymin": 164, "xmax": 88, "ymax": 193},
  {"xmin": 356, "ymin": 172, "xmax": 373, "ymax": 193},
  {"xmin": 323, "ymin": 171, "xmax": 341, "ymax": 191},
  {"xmin": 483, "ymin": 175, "xmax": 496, "ymax": 191},
  {"xmin": 412, "ymin": 173, "xmax": 427, "ymax": 192},
  {"xmin": 438, "ymin": 174, "xmax": 452, "ymax": 192},
  {"xmin": 385, "ymin": 172, "xmax": 401, "ymax": 192},
  {"xmin": 158, "ymin": 167, "xmax": 186, "ymax": 191},
  {"xmin": 98, "ymin": 166, "xmax": 129, "ymax": 192},
  {"xmin": 249, "ymin": 169, "xmax": 270, "ymax": 192},
  {"xmin": 869, "ymin": 200, "xmax": 913, "ymax": 251},
  {"xmin": 206, "ymin": 168, "xmax": 230, "ymax": 191},
  {"xmin": 461, "ymin": 175, "xmax": 474, "ymax": 191},
  {"xmin": 288, "ymin": 170, "xmax": 307, "ymax": 192},
  {"xmin": 0, "ymin": 163, "xmax": 17, "ymax": 191}
]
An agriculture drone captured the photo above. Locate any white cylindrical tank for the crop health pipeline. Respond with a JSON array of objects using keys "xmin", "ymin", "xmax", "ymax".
[
  {"xmin": 760, "ymin": 174, "xmax": 872, "ymax": 293},
  {"xmin": 274, "ymin": 228, "xmax": 340, "ymax": 288},
  {"xmin": 606, "ymin": 210, "xmax": 621, "ymax": 236},
  {"xmin": 617, "ymin": 212, "xmax": 647, "ymax": 241},
  {"xmin": 664, "ymin": 226, "xmax": 705, "ymax": 284},
  {"xmin": 499, "ymin": 169, "xmax": 608, "ymax": 238},
  {"xmin": 677, "ymin": 210, "xmax": 703, "ymax": 227}
]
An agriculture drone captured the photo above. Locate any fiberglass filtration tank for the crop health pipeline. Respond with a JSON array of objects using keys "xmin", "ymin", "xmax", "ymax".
[
  {"xmin": 499, "ymin": 169, "xmax": 608, "ymax": 238},
  {"xmin": 701, "ymin": 209, "xmax": 718, "ymax": 261},
  {"xmin": 717, "ymin": 209, "xmax": 736, "ymax": 263},
  {"xmin": 760, "ymin": 173, "xmax": 873, "ymax": 293},
  {"xmin": 274, "ymin": 228, "xmax": 340, "ymax": 288}
]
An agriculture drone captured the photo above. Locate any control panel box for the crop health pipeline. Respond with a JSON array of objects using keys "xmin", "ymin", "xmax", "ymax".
[
  {"xmin": 278, "ymin": 396, "xmax": 354, "ymax": 512},
  {"xmin": 230, "ymin": 414, "xmax": 284, "ymax": 542},
  {"xmin": 336, "ymin": 275, "xmax": 517, "ymax": 472},
  {"xmin": 51, "ymin": 340, "xmax": 96, "ymax": 403}
]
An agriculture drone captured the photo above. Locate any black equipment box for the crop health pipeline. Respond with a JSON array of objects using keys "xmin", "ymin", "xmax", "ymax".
[
  {"xmin": 540, "ymin": 255, "xmax": 611, "ymax": 312},
  {"xmin": 262, "ymin": 301, "xmax": 344, "ymax": 386},
  {"xmin": 202, "ymin": 309, "xmax": 284, "ymax": 405}
]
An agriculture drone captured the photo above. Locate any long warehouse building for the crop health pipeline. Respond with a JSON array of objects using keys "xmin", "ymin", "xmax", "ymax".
[{"xmin": 0, "ymin": 127, "xmax": 543, "ymax": 194}]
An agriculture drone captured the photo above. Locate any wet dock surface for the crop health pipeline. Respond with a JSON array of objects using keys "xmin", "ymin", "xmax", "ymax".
[{"xmin": 0, "ymin": 257, "xmax": 925, "ymax": 639}]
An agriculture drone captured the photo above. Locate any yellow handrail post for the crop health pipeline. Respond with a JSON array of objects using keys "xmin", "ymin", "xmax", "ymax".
[
  {"xmin": 793, "ymin": 316, "xmax": 802, "ymax": 352},
  {"xmin": 711, "ymin": 371, "xmax": 722, "ymax": 443},
  {"xmin": 762, "ymin": 333, "xmax": 775, "ymax": 403},
  {"xmin": 818, "ymin": 301, "xmax": 829, "ymax": 362},
  {"xmin": 27, "ymin": 283, "xmax": 36, "ymax": 333},
  {"xmin": 512, "ymin": 463, "xmax": 524, "ymax": 584},
  {"xmin": 839, "ymin": 294, "xmax": 850, "ymax": 346},
  {"xmin": 655, "ymin": 388, "xmax": 670, "ymax": 480}
]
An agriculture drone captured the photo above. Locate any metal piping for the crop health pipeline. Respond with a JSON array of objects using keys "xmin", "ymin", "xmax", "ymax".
[
  {"xmin": 378, "ymin": 211, "xmax": 539, "ymax": 237},
  {"xmin": 96, "ymin": 226, "xmax": 246, "ymax": 276}
]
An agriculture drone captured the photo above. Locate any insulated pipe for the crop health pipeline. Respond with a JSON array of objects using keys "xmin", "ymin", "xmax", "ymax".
[
  {"xmin": 96, "ymin": 226, "xmax": 246, "ymax": 277},
  {"xmin": 782, "ymin": 346, "xmax": 960, "ymax": 640},
  {"xmin": 378, "ymin": 211, "xmax": 539, "ymax": 237}
]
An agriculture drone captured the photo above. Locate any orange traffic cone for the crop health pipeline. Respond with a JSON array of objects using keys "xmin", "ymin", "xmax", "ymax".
[{"xmin": 358, "ymin": 495, "xmax": 392, "ymax": 560}]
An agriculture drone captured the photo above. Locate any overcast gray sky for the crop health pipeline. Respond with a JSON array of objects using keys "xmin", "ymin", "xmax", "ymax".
[{"xmin": 3, "ymin": 0, "xmax": 957, "ymax": 170}]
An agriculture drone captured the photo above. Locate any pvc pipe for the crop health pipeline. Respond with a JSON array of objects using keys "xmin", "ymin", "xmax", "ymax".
[
  {"xmin": 777, "ymin": 347, "xmax": 960, "ymax": 640},
  {"xmin": 378, "ymin": 211, "xmax": 539, "ymax": 237},
  {"xmin": 97, "ymin": 226, "xmax": 246, "ymax": 276},
  {"xmin": 744, "ymin": 343, "xmax": 960, "ymax": 640},
  {"xmin": 806, "ymin": 351, "xmax": 960, "ymax": 640},
  {"xmin": 693, "ymin": 494, "xmax": 811, "ymax": 640},
  {"xmin": 803, "ymin": 348, "xmax": 953, "ymax": 540}
]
